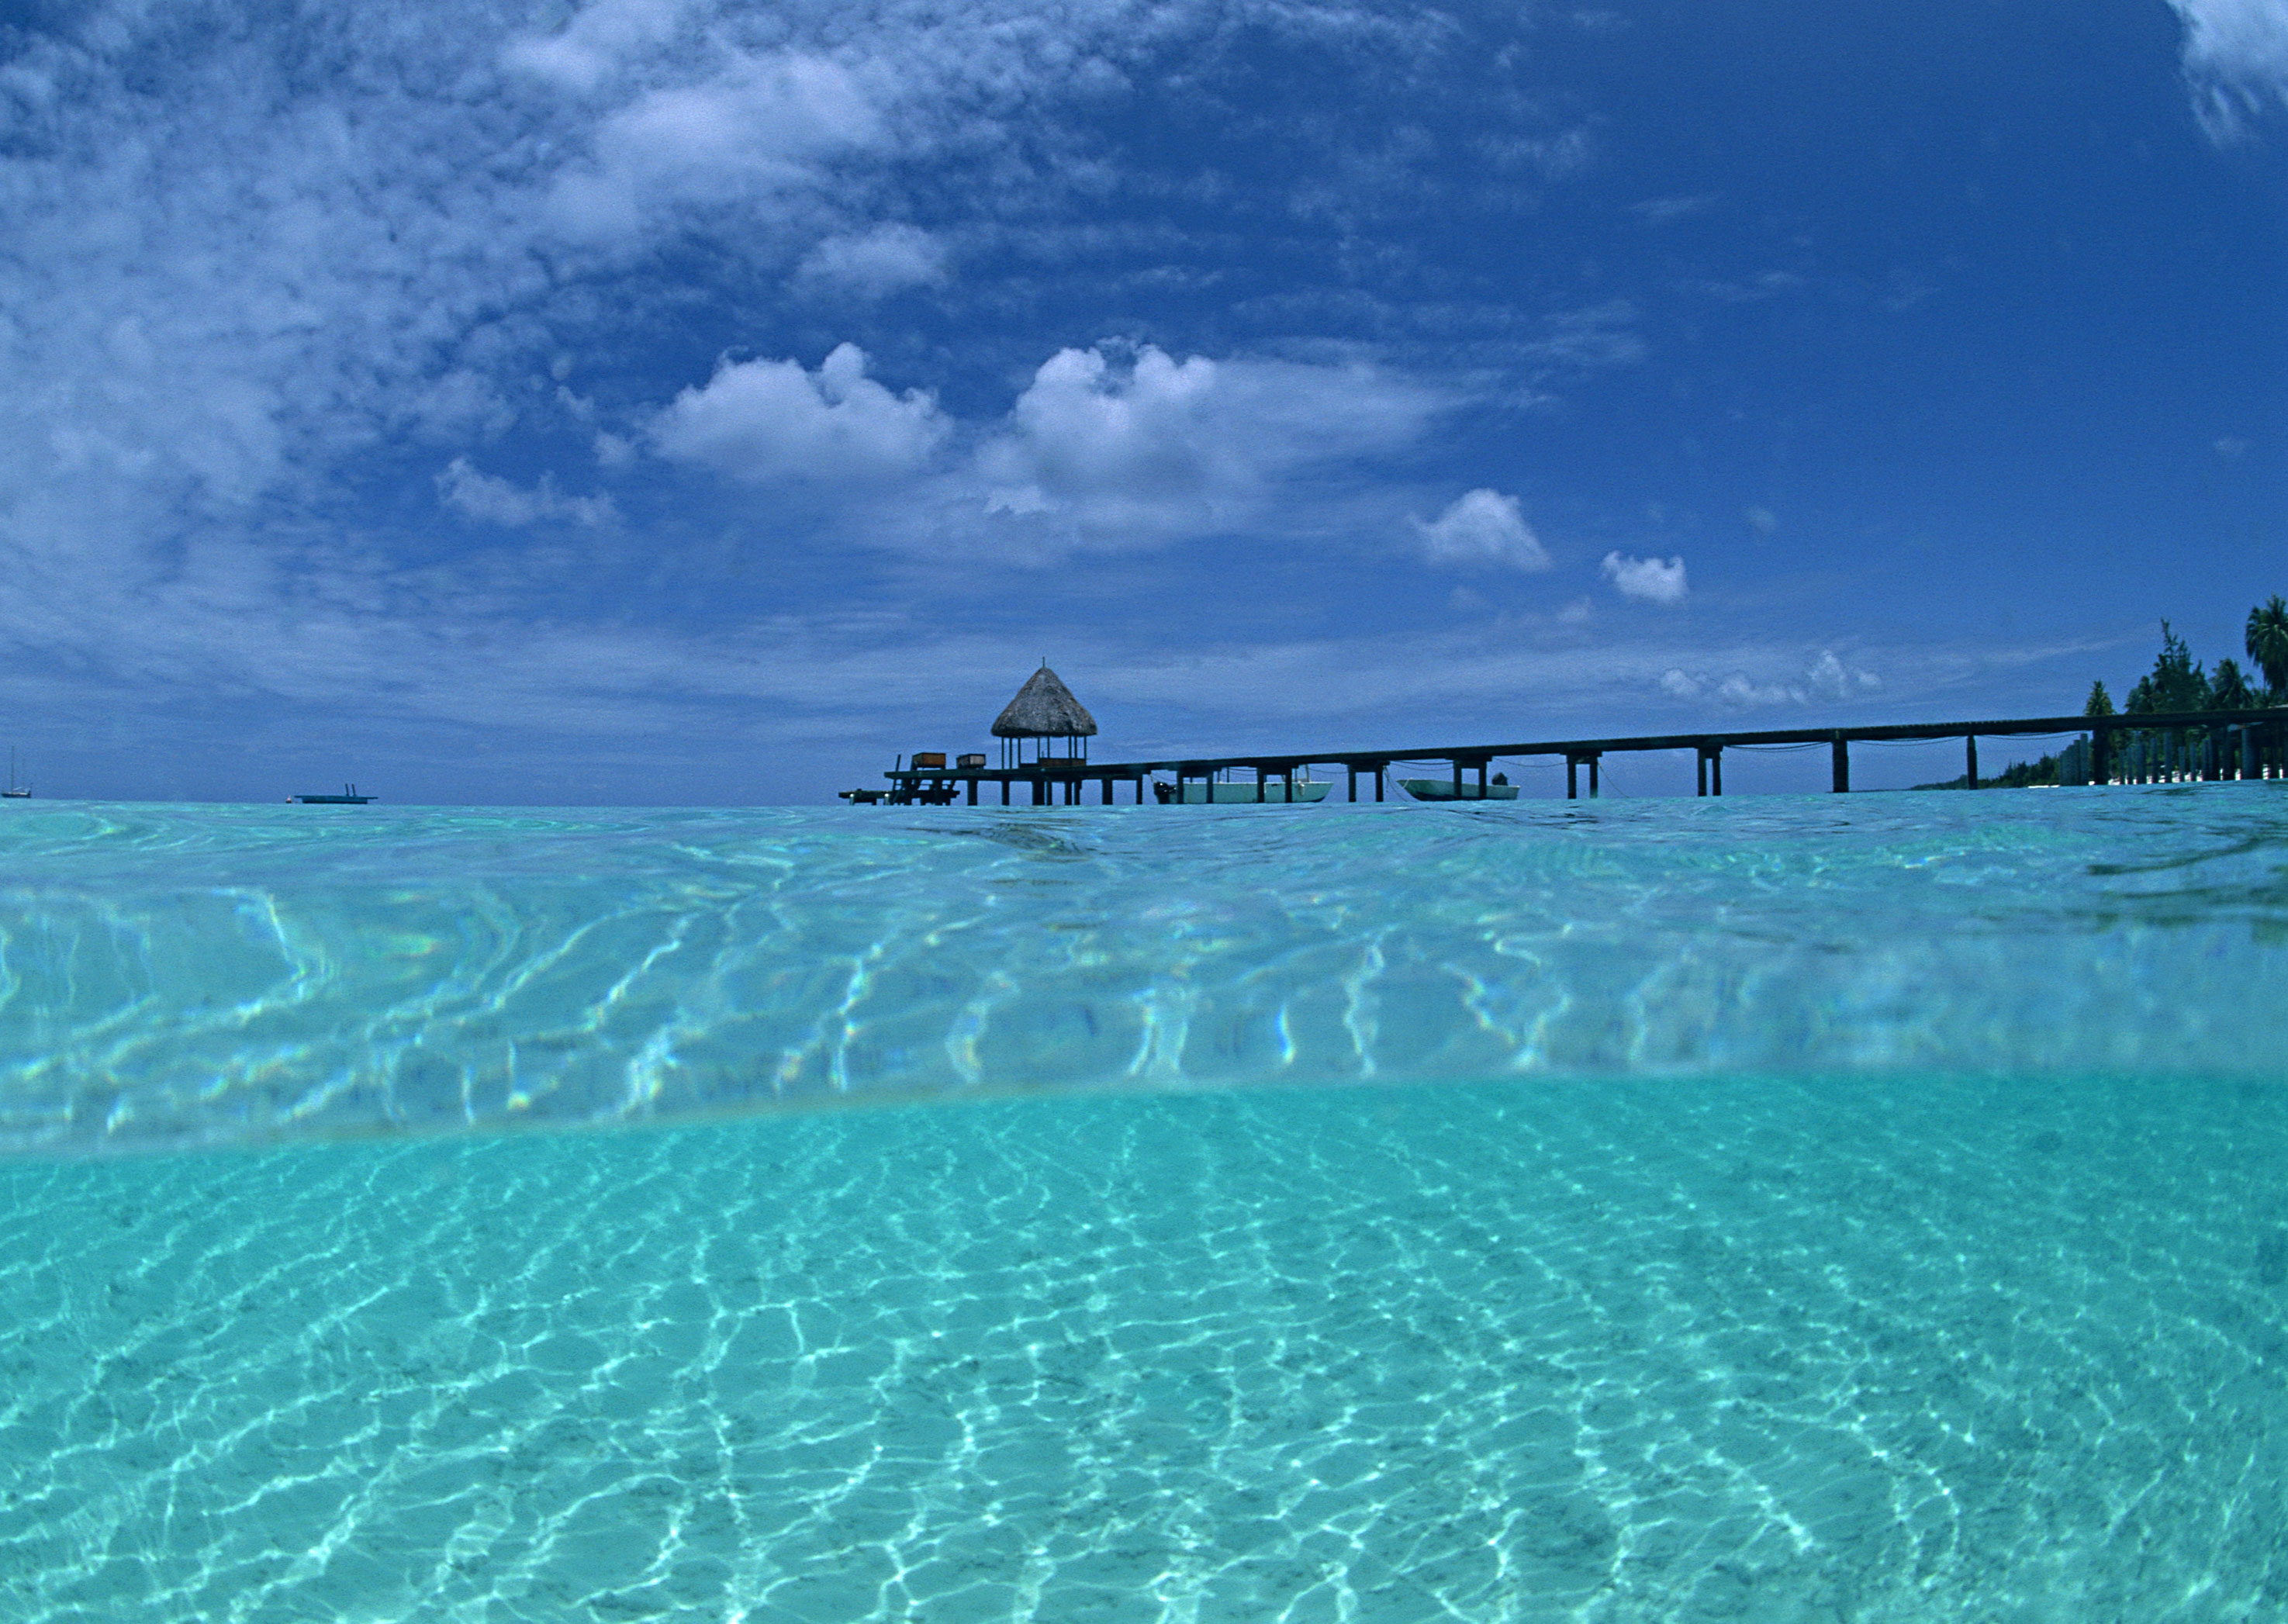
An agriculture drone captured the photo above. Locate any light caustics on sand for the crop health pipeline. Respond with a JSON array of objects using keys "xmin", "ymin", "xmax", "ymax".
[{"xmin": 2, "ymin": 1075, "xmax": 2286, "ymax": 1620}]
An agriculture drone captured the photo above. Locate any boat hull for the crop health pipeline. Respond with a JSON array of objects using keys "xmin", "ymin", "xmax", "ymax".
[
  {"xmin": 1168, "ymin": 781, "xmax": 1331, "ymax": 804},
  {"xmin": 1398, "ymin": 779, "xmax": 1519, "ymax": 801}
]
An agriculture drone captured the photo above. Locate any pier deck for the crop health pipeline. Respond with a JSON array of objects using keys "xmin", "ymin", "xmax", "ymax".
[{"xmin": 877, "ymin": 706, "xmax": 2288, "ymax": 803}]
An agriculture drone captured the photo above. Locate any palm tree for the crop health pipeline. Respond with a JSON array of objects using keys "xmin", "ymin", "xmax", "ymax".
[
  {"xmin": 2211, "ymin": 657, "xmax": 2255, "ymax": 710},
  {"xmin": 2248, "ymin": 595, "xmax": 2288, "ymax": 698}
]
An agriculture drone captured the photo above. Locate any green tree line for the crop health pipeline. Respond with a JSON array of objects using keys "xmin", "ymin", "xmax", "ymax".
[
  {"xmin": 1916, "ymin": 595, "xmax": 2286, "ymax": 788},
  {"xmin": 2084, "ymin": 594, "xmax": 2288, "ymax": 719}
]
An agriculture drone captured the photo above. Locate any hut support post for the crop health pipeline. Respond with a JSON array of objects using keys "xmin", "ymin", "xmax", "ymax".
[
  {"xmin": 1476, "ymin": 761, "xmax": 1487, "ymax": 796},
  {"xmin": 1588, "ymin": 755, "xmax": 1600, "ymax": 797},
  {"xmin": 1347, "ymin": 766, "xmax": 1357, "ymax": 802},
  {"xmin": 1831, "ymin": 736, "xmax": 1850, "ymax": 793},
  {"xmin": 2245, "ymin": 728, "xmax": 2259, "ymax": 780},
  {"xmin": 1566, "ymin": 756, "xmax": 1578, "ymax": 800},
  {"xmin": 1696, "ymin": 751, "xmax": 1707, "ymax": 796},
  {"xmin": 1451, "ymin": 759, "xmax": 1463, "ymax": 799},
  {"xmin": 967, "ymin": 779, "xmax": 977, "ymax": 806},
  {"xmin": 1374, "ymin": 765, "xmax": 1384, "ymax": 802},
  {"xmin": 1284, "ymin": 766, "xmax": 1294, "ymax": 802},
  {"xmin": 2092, "ymin": 728, "xmax": 2110, "ymax": 785},
  {"xmin": 1965, "ymin": 735, "xmax": 1979, "ymax": 789},
  {"xmin": 1256, "ymin": 767, "xmax": 1266, "ymax": 803}
]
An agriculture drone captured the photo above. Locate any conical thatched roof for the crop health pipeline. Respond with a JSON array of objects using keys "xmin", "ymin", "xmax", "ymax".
[{"xmin": 992, "ymin": 665, "xmax": 1098, "ymax": 738}]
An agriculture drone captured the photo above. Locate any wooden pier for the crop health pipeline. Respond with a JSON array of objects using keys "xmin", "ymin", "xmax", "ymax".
[{"xmin": 876, "ymin": 706, "xmax": 2288, "ymax": 803}]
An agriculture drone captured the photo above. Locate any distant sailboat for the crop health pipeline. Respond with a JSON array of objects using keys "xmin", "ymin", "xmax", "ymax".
[{"xmin": 2, "ymin": 750, "xmax": 26, "ymax": 798}]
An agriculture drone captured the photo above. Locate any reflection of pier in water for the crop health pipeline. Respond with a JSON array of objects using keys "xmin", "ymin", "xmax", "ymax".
[{"xmin": 879, "ymin": 706, "xmax": 2288, "ymax": 805}]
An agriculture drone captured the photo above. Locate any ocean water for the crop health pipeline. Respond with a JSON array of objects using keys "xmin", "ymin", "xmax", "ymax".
[{"xmin": 1, "ymin": 790, "xmax": 2285, "ymax": 1620}]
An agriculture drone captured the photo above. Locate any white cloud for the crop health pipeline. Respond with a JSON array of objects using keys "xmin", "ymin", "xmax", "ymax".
[
  {"xmin": 1803, "ymin": 648, "xmax": 1882, "ymax": 700},
  {"xmin": 540, "ymin": 54, "xmax": 890, "ymax": 241},
  {"xmin": 1716, "ymin": 673, "xmax": 1790, "ymax": 706},
  {"xmin": 1657, "ymin": 649, "xmax": 1880, "ymax": 710},
  {"xmin": 1412, "ymin": 489, "xmax": 1552, "ymax": 571},
  {"xmin": 796, "ymin": 225, "xmax": 948, "ymax": 299},
  {"xmin": 652, "ymin": 344, "xmax": 949, "ymax": 482},
  {"xmin": 437, "ymin": 458, "xmax": 617, "ymax": 527},
  {"xmin": 972, "ymin": 342, "xmax": 1443, "ymax": 544},
  {"xmin": 1601, "ymin": 551, "xmax": 1688, "ymax": 605},
  {"xmin": 2167, "ymin": 0, "xmax": 2288, "ymax": 140}
]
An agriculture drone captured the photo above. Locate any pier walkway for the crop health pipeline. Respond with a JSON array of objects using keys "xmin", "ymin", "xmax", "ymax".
[{"xmin": 880, "ymin": 706, "xmax": 2288, "ymax": 804}]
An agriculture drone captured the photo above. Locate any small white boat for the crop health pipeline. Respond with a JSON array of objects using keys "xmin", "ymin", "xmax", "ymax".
[
  {"xmin": 1399, "ymin": 777, "xmax": 1519, "ymax": 801},
  {"xmin": 2, "ymin": 749, "xmax": 26, "ymax": 799},
  {"xmin": 1157, "ymin": 777, "xmax": 1331, "ymax": 804}
]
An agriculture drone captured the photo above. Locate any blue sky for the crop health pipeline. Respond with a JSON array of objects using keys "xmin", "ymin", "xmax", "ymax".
[{"xmin": 2, "ymin": 0, "xmax": 2283, "ymax": 803}]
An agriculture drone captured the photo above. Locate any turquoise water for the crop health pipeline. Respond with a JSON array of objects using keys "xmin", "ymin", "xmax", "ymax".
[{"xmin": 2, "ymin": 790, "xmax": 2286, "ymax": 1619}]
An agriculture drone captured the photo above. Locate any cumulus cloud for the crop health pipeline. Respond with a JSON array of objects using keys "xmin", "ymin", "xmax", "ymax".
[
  {"xmin": 652, "ymin": 344, "xmax": 949, "ymax": 482},
  {"xmin": 1658, "ymin": 650, "xmax": 1880, "ymax": 708},
  {"xmin": 1803, "ymin": 648, "xmax": 1881, "ymax": 700},
  {"xmin": 973, "ymin": 343, "xmax": 1443, "ymax": 543},
  {"xmin": 2167, "ymin": 0, "xmax": 2288, "ymax": 140},
  {"xmin": 796, "ymin": 225, "xmax": 949, "ymax": 299},
  {"xmin": 437, "ymin": 459, "xmax": 617, "ymax": 527},
  {"xmin": 1411, "ymin": 489, "xmax": 1551, "ymax": 570},
  {"xmin": 1601, "ymin": 551, "xmax": 1688, "ymax": 605}
]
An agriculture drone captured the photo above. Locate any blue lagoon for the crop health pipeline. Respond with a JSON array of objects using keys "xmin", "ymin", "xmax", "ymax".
[{"xmin": 1, "ymin": 790, "xmax": 2284, "ymax": 1619}]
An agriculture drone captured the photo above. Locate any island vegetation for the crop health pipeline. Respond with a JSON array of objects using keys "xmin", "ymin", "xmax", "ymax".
[{"xmin": 1916, "ymin": 595, "xmax": 2288, "ymax": 788}]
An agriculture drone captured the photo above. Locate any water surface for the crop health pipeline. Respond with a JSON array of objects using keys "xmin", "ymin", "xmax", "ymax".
[{"xmin": 2, "ymin": 790, "xmax": 2284, "ymax": 1620}]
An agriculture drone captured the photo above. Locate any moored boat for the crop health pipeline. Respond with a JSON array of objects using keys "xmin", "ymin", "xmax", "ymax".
[
  {"xmin": 1156, "ymin": 777, "xmax": 1331, "ymax": 804},
  {"xmin": 291, "ymin": 783, "xmax": 374, "ymax": 804},
  {"xmin": 1398, "ymin": 778, "xmax": 1519, "ymax": 801}
]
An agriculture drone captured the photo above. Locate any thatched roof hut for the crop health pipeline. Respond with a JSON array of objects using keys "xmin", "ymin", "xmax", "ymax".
[
  {"xmin": 992, "ymin": 665, "xmax": 1097, "ymax": 762},
  {"xmin": 993, "ymin": 665, "xmax": 1097, "ymax": 738}
]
